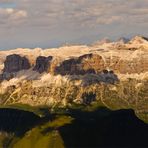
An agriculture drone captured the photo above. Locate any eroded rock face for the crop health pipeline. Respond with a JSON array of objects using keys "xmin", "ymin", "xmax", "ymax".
[
  {"xmin": 33, "ymin": 56, "xmax": 53, "ymax": 73},
  {"xmin": 81, "ymin": 70, "xmax": 119, "ymax": 86},
  {"xmin": 54, "ymin": 51, "xmax": 148, "ymax": 75},
  {"xmin": 55, "ymin": 54, "xmax": 105, "ymax": 75},
  {"xmin": 3, "ymin": 54, "xmax": 31, "ymax": 73},
  {"xmin": 129, "ymin": 36, "xmax": 148, "ymax": 44},
  {"xmin": 104, "ymin": 55, "xmax": 148, "ymax": 74}
]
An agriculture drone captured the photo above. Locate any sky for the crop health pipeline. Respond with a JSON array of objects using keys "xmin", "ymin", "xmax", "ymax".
[{"xmin": 0, "ymin": 0, "xmax": 148, "ymax": 49}]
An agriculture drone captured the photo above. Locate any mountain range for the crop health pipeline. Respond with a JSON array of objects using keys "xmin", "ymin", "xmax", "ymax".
[{"xmin": 0, "ymin": 35, "xmax": 147, "ymax": 122}]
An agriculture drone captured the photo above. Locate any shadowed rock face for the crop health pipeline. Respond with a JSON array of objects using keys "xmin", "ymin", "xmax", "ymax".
[
  {"xmin": 1, "ymin": 47, "xmax": 148, "ymax": 77},
  {"xmin": 3, "ymin": 54, "xmax": 30, "ymax": 73},
  {"xmin": 55, "ymin": 54, "xmax": 105, "ymax": 75},
  {"xmin": 81, "ymin": 70, "xmax": 119, "ymax": 86},
  {"xmin": 54, "ymin": 52, "xmax": 148, "ymax": 75},
  {"xmin": 33, "ymin": 56, "xmax": 53, "ymax": 73}
]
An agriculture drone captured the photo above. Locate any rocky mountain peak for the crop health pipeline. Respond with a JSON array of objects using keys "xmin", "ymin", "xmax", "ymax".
[
  {"xmin": 3, "ymin": 54, "xmax": 31, "ymax": 73},
  {"xmin": 129, "ymin": 36, "xmax": 148, "ymax": 44},
  {"xmin": 33, "ymin": 56, "xmax": 53, "ymax": 73}
]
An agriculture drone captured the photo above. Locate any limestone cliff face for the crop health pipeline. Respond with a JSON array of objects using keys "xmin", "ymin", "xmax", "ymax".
[
  {"xmin": 104, "ymin": 55, "xmax": 148, "ymax": 74},
  {"xmin": 54, "ymin": 54, "xmax": 105, "ymax": 75},
  {"xmin": 1, "ymin": 49, "xmax": 148, "ymax": 78},
  {"xmin": 0, "ymin": 35, "xmax": 148, "ymax": 77},
  {"xmin": 0, "ymin": 54, "xmax": 31, "ymax": 80},
  {"xmin": 0, "ymin": 77, "xmax": 147, "ymax": 122},
  {"xmin": 54, "ymin": 53, "xmax": 148, "ymax": 75},
  {"xmin": 33, "ymin": 56, "xmax": 53, "ymax": 73},
  {"xmin": 3, "ymin": 54, "xmax": 31, "ymax": 73}
]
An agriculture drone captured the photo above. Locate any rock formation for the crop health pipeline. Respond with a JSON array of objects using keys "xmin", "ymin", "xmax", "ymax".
[
  {"xmin": 3, "ymin": 54, "xmax": 30, "ymax": 73},
  {"xmin": 129, "ymin": 36, "xmax": 148, "ymax": 44},
  {"xmin": 55, "ymin": 54, "xmax": 105, "ymax": 75},
  {"xmin": 0, "ymin": 35, "xmax": 147, "ymax": 78},
  {"xmin": 0, "ymin": 36, "xmax": 148, "ymax": 122},
  {"xmin": 33, "ymin": 56, "xmax": 53, "ymax": 73}
]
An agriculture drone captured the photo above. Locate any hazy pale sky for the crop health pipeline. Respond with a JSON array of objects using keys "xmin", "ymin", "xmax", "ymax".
[{"xmin": 0, "ymin": 0, "xmax": 148, "ymax": 49}]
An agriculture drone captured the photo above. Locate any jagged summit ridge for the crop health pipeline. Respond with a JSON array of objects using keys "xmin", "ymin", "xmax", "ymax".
[
  {"xmin": 0, "ymin": 35, "xmax": 147, "ymax": 80},
  {"xmin": 129, "ymin": 36, "xmax": 148, "ymax": 44}
]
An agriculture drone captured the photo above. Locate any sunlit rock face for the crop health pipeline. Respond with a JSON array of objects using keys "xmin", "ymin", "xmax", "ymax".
[
  {"xmin": 0, "ymin": 35, "xmax": 148, "ymax": 78},
  {"xmin": 104, "ymin": 55, "xmax": 148, "ymax": 74},
  {"xmin": 54, "ymin": 52, "xmax": 148, "ymax": 75},
  {"xmin": 55, "ymin": 54, "xmax": 105, "ymax": 75},
  {"xmin": 33, "ymin": 56, "xmax": 53, "ymax": 73},
  {"xmin": 3, "ymin": 54, "xmax": 31, "ymax": 73},
  {"xmin": 129, "ymin": 36, "xmax": 148, "ymax": 44},
  {"xmin": 0, "ymin": 35, "xmax": 147, "ymax": 77}
]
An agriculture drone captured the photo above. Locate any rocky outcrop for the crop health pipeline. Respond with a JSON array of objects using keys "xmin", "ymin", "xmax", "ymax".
[
  {"xmin": 54, "ymin": 52, "xmax": 148, "ymax": 75},
  {"xmin": 3, "ymin": 54, "xmax": 30, "ymax": 73},
  {"xmin": 33, "ymin": 56, "xmax": 53, "ymax": 73},
  {"xmin": 104, "ymin": 55, "xmax": 148, "ymax": 74},
  {"xmin": 1, "ymin": 50, "xmax": 148, "ymax": 78},
  {"xmin": 0, "ymin": 35, "xmax": 147, "ymax": 78},
  {"xmin": 55, "ymin": 54, "xmax": 105, "ymax": 75},
  {"xmin": 81, "ymin": 70, "xmax": 119, "ymax": 86},
  {"xmin": 0, "ymin": 77, "xmax": 147, "ymax": 122},
  {"xmin": 129, "ymin": 36, "xmax": 148, "ymax": 44},
  {"xmin": 0, "ymin": 36, "xmax": 147, "ymax": 123}
]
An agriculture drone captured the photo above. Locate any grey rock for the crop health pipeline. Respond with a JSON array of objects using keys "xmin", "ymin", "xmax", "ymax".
[
  {"xmin": 3, "ymin": 54, "xmax": 31, "ymax": 73},
  {"xmin": 33, "ymin": 56, "xmax": 53, "ymax": 73},
  {"xmin": 55, "ymin": 54, "xmax": 105, "ymax": 75}
]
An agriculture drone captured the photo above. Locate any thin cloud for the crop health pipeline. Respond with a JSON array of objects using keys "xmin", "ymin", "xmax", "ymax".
[
  {"xmin": 1, "ymin": 0, "xmax": 148, "ymax": 27},
  {"xmin": 0, "ymin": 0, "xmax": 148, "ymax": 49}
]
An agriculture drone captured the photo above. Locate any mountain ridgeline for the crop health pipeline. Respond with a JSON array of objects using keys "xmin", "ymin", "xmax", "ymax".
[
  {"xmin": 0, "ymin": 36, "xmax": 147, "ymax": 147},
  {"xmin": 0, "ymin": 36, "xmax": 147, "ymax": 119}
]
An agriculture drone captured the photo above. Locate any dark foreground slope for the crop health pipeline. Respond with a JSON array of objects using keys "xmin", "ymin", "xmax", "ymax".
[
  {"xmin": 0, "ymin": 108, "xmax": 41, "ymax": 136},
  {"xmin": 0, "ymin": 106, "xmax": 147, "ymax": 147},
  {"xmin": 60, "ymin": 108, "xmax": 148, "ymax": 147}
]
